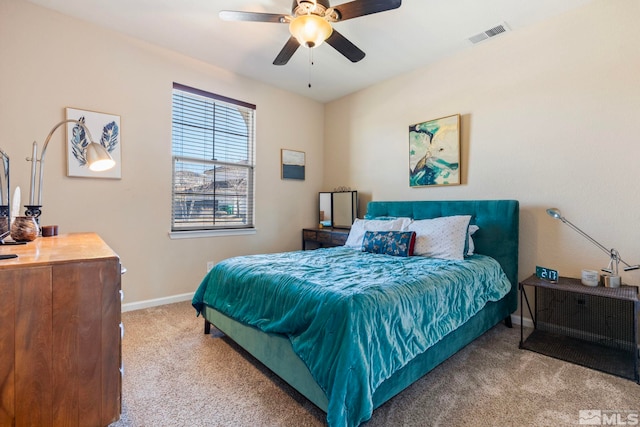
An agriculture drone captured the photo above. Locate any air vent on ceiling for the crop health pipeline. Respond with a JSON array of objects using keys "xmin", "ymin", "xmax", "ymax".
[{"xmin": 468, "ymin": 22, "xmax": 510, "ymax": 44}]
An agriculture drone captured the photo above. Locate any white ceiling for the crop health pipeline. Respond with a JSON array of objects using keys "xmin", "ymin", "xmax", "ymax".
[{"xmin": 26, "ymin": 0, "xmax": 594, "ymax": 103}]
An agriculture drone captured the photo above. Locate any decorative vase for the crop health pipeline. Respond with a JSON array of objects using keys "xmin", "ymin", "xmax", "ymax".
[{"xmin": 10, "ymin": 216, "xmax": 39, "ymax": 242}]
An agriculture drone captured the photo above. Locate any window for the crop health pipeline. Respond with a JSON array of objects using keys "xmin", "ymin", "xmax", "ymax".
[{"xmin": 171, "ymin": 83, "xmax": 255, "ymax": 234}]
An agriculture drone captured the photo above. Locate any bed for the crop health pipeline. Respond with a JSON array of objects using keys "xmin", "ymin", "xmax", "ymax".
[{"xmin": 192, "ymin": 199, "xmax": 519, "ymax": 427}]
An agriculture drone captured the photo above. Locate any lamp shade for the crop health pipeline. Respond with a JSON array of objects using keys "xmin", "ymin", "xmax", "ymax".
[
  {"xmin": 289, "ymin": 14, "xmax": 332, "ymax": 48},
  {"xmin": 546, "ymin": 208, "xmax": 562, "ymax": 220},
  {"xmin": 86, "ymin": 142, "xmax": 116, "ymax": 172}
]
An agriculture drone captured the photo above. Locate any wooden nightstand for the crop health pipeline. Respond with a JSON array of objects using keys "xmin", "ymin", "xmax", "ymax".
[{"xmin": 302, "ymin": 228, "xmax": 349, "ymax": 250}]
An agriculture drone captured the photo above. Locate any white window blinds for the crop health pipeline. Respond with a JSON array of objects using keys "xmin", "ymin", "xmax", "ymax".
[{"xmin": 171, "ymin": 83, "xmax": 255, "ymax": 232}]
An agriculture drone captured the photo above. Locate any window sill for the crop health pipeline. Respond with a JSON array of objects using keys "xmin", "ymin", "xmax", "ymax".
[{"xmin": 168, "ymin": 228, "xmax": 257, "ymax": 239}]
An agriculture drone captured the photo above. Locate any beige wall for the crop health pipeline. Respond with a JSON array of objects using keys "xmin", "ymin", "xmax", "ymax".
[
  {"xmin": 324, "ymin": 0, "xmax": 640, "ymax": 285},
  {"xmin": 2, "ymin": 0, "xmax": 639, "ymax": 307},
  {"xmin": 0, "ymin": 0, "xmax": 325, "ymax": 305}
]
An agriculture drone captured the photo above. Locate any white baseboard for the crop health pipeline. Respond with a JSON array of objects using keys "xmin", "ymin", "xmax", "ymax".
[
  {"xmin": 511, "ymin": 313, "xmax": 533, "ymax": 328},
  {"xmin": 122, "ymin": 292, "xmax": 195, "ymax": 312}
]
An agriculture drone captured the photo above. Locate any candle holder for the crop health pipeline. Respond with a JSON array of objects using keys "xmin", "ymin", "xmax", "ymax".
[{"xmin": 24, "ymin": 204, "xmax": 42, "ymax": 219}]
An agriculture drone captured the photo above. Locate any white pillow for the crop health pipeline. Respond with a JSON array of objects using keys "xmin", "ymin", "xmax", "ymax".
[
  {"xmin": 467, "ymin": 225, "xmax": 479, "ymax": 256},
  {"xmin": 406, "ymin": 215, "xmax": 472, "ymax": 260},
  {"xmin": 344, "ymin": 218, "xmax": 412, "ymax": 249}
]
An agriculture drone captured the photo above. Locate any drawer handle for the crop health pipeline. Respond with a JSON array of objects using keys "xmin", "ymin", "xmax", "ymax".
[
  {"xmin": 121, "ymin": 266, "xmax": 127, "ymax": 275},
  {"xmin": 119, "ymin": 289, "xmax": 124, "ymax": 302},
  {"xmin": 119, "ymin": 322, "xmax": 125, "ymax": 339}
]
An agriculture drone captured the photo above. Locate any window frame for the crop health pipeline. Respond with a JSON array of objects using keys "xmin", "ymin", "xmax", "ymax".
[{"xmin": 169, "ymin": 83, "xmax": 256, "ymax": 238}]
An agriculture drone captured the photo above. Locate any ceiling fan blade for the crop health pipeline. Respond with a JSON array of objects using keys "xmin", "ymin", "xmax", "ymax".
[
  {"xmin": 219, "ymin": 10, "xmax": 288, "ymax": 23},
  {"xmin": 325, "ymin": 30, "xmax": 365, "ymax": 63},
  {"xmin": 333, "ymin": 0, "xmax": 401, "ymax": 21},
  {"xmin": 273, "ymin": 37, "xmax": 301, "ymax": 66}
]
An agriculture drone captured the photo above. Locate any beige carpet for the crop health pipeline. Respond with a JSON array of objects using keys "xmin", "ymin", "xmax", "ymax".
[{"xmin": 109, "ymin": 301, "xmax": 640, "ymax": 426}]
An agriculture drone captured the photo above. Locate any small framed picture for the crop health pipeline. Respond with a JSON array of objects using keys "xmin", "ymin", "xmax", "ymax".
[
  {"xmin": 281, "ymin": 149, "xmax": 305, "ymax": 180},
  {"xmin": 66, "ymin": 107, "xmax": 121, "ymax": 179}
]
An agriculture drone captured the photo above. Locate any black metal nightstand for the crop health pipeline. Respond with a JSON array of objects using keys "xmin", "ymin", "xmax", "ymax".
[{"xmin": 519, "ymin": 274, "xmax": 639, "ymax": 383}]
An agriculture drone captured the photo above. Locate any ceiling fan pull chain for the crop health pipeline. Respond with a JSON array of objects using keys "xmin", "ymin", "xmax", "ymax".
[{"xmin": 308, "ymin": 48, "xmax": 314, "ymax": 88}]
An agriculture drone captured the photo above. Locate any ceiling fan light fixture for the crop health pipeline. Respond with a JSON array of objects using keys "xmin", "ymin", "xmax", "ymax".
[{"xmin": 289, "ymin": 14, "xmax": 332, "ymax": 48}]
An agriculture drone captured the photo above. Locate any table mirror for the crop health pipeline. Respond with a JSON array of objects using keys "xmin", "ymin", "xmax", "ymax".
[
  {"xmin": 318, "ymin": 191, "xmax": 357, "ymax": 229},
  {"xmin": 0, "ymin": 148, "xmax": 10, "ymax": 241},
  {"xmin": 319, "ymin": 192, "xmax": 332, "ymax": 227}
]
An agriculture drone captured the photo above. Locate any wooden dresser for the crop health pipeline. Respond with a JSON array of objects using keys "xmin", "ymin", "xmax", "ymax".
[{"xmin": 0, "ymin": 233, "xmax": 122, "ymax": 426}]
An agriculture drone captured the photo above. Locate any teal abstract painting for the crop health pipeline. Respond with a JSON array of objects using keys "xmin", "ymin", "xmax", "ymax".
[{"xmin": 409, "ymin": 114, "xmax": 460, "ymax": 187}]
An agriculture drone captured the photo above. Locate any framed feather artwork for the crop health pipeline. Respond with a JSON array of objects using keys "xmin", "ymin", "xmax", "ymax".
[{"xmin": 65, "ymin": 107, "xmax": 122, "ymax": 179}]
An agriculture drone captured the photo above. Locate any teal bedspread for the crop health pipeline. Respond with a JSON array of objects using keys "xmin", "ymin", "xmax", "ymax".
[{"xmin": 192, "ymin": 247, "xmax": 511, "ymax": 427}]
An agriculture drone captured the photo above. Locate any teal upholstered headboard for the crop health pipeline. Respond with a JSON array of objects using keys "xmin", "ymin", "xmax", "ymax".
[{"xmin": 365, "ymin": 200, "xmax": 520, "ymax": 312}]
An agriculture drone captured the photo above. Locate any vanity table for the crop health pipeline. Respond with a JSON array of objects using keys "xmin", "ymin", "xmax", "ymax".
[
  {"xmin": 302, "ymin": 227, "xmax": 349, "ymax": 250},
  {"xmin": 0, "ymin": 233, "xmax": 122, "ymax": 426},
  {"xmin": 305, "ymin": 191, "xmax": 356, "ymax": 249}
]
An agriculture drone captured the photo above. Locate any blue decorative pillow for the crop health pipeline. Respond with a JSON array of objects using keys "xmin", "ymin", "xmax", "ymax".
[
  {"xmin": 344, "ymin": 218, "xmax": 412, "ymax": 249},
  {"xmin": 361, "ymin": 231, "xmax": 416, "ymax": 257}
]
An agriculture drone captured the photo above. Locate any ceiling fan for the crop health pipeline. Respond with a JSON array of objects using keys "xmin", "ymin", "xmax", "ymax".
[{"xmin": 220, "ymin": 0, "xmax": 402, "ymax": 65}]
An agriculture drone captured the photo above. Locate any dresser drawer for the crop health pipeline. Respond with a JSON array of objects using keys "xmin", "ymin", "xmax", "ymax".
[
  {"xmin": 302, "ymin": 228, "xmax": 350, "ymax": 250},
  {"xmin": 303, "ymin": 230, "xmax": 317, "ymax": 241},
  {"xmin": 316, "ymin": 230, "xmax": 332, "ymax": 243},
  {"xmin": 331, "ymin": 232, "xmax": 348, "ymax": 245}
]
